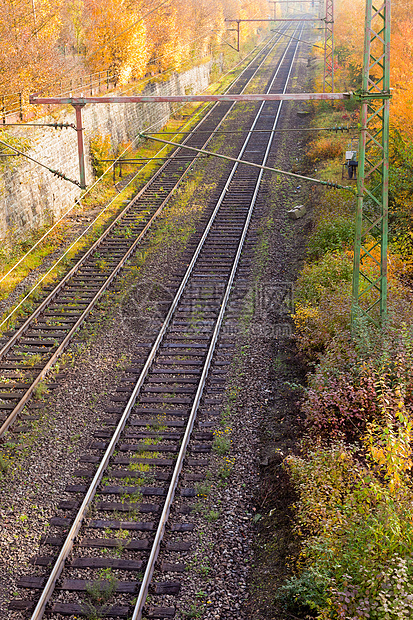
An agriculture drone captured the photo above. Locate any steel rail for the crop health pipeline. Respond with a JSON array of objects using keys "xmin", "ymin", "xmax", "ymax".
[
  {"xmin": 132, "ymin": 21, "xmax": 305, "ymax": 620},
  {"xmin": 0, "ymin": 188, "xmax": 184, "ymax": 438},
  {"xmin": 0, "ymin": 27, "xmax": 288, "ymax": 365},
  {"xmin": 27, "ymin": 87, "xmax": 253, "ymax": 620},
  {"xmin": 0, "ymin": 119, "xmax": 220, "ymax": 436},
  {"xmin": 0, "ymin": 27, "xmax": 285, "ymax": 361},
  {"xmin": 0, "ymin": 34, "xmax": 289, "ymax": 438},
  {"xmin": 0, "ymin": 37, "xmax": 275, "ymax": 293},
  {"xmin": 28, "ymin": 27, "xmax": 301, "ymax": 619}
]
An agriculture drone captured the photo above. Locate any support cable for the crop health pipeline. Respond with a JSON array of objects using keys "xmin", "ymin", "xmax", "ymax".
[
  {"xmin": 138, "ymin": 132, "xmax": 355, "ymax": 193},
  {"xmin": 0, "ymin": 138, "xmax": 81, "ymax": 187},
  {"xmin": 271, "ymin": 28, "xmax": 324, "ymax": 48},
  {"xmin": 0, "ymin": 31, "xmax": 283, "ymax": 289}
]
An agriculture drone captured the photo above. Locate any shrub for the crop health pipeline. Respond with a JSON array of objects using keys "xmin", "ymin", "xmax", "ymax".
[
  {"xmin": 311, "ymin": 188, "xmax": 355, "ymax": 229},
  {"xmin": 284, "ymin": 427, "xmax": 413, "ymax": 620},
  {"xmin": 276, "ymin": 568, "xmax": 328, "ymax": 615},
  {"xmin": 0, "ymin": 452, "xmax": 11, "ymax": 475},
  {"xmin": 90, "ymin": 132, "xmax": 112, "ymax": 177},
  {"xmin": 302, "ymin": 323, "xmax": 413, "ymax": 440},
  {"xmin": 293, "ymin": 250, "xmax": 410, "ymax": 363},
  {"xmin": 306, "ymin": 136, "xmax": 343, "ymax": 162},
  {"xmin": 212, "ymin": 428, "xmax": 231, "ymax": 455},
  {"xmin": 302, "ymin": 365, "xmax": 379, "ymax": 440},
  {"xmin": 307, "ymin": 216, "xmax": 355, "ymax": 260},
  {"xmin": 293, "ymin": 290, "xmax": 351, "ymax": 362},
  {"xmin": 294, "ymin": 252, "xmax": 353, "ymax": 306}
]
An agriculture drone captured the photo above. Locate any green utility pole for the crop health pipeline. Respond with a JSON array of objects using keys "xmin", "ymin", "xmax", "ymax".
[
  {"xmin": 323, "ymin": 0, "xmax": 334, "ymax": 92},
  {"xmin": 351, "ymin": 0, "xmax": 391, "ymax": 328}
]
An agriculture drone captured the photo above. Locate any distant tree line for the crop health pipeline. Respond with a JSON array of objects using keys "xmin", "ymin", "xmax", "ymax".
[{"xmin": 0, "ymin": 0, "xmax": 268, "ymax": 95}]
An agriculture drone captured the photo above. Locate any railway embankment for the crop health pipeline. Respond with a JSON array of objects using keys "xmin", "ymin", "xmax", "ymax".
[{"xmin": 260, "ymin": 49, "xmax": 413, "ymax": 620}]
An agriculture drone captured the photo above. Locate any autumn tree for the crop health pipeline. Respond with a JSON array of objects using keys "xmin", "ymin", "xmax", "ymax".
[
  {"xmin": 83, "ymin": 0, "xmax": 151, "ymax": 83},
  {"xmin": 0, "ymin": 0, "xmax": 65, "ymax": 93}
]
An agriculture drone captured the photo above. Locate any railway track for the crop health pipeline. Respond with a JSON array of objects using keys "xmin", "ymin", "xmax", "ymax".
[
  {"xmin": 7, "ymin": 19, "xmax": 305, "ymax": 620},
  {"xmin": 0, "ymin": 29, "xmax": 292, "ymax": 439}
]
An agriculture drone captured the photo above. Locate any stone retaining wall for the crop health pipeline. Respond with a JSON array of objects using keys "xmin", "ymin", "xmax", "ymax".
[{"xmin": 0, "ymin": 62, "xmax": 212, "ymax": 240}]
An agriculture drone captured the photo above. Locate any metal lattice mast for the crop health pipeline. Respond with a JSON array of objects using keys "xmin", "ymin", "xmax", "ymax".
[
  {"xmin": 323, "ymin": 0, "xmax": 334, "ymax": 92},
  {"xmin": 351, "ymin": 0, "xmax": 391, "ymax": 327}
]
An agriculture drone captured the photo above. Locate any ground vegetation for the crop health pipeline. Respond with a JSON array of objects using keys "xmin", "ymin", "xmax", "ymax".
[{"xmin": 278, "ymin": 4, "xmax": 413, "ymax": 619}]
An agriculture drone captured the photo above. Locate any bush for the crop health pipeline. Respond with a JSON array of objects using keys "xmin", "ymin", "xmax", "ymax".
[
  {"xmin": 294, "ymin": 291, "xmax": 351, "ymax": 362},
  {"xmin": 276, "ymin": 568, "xmax": 328, "ymax": 615},
  {"xmin": 293, "ymin": 249, "xmax": 410, "ymax": 363},
  {"xmin": 294, "ymin": 252, "xmax": 353, "ymax": 306},
  {"xmin": 307, "ymin": 216, "xmax": 355, "ymax": 260},
  {"xmin": 90, "ymin": 132, "xmax": 112, "ymax": 177},
  {"xmin": 307, "ymin": 136, "xmax": 343, "ymax": 162},
  {"xmin": 301, "ymin": 322, "xmax": 413, "ymax": 440},
  {"xmin": 302, "ymin": 364, "xmax": 378, "ymax": 440},
  {"xmin": 285, "ymin": 425, "xmax": 413, "ymax": 620},
  {"xmin": 293, "ymin": 251, "xmax": 353, "ymax": 361}
]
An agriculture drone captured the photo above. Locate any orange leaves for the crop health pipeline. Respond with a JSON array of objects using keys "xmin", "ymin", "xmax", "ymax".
[
  {"xmin": 390, "ymin": 20, "xmax": 413, "ymax": 143},
  {"xmin": 146, "ymin": 6, "xmax": 183, "ymax": 73},
  {"xmin": 83, "ymin": 0, "xmax": 270, "ymax": 79},
  {"xmin": 0, "ymin": 0, "xmax": 270, "ymax": 97},
  {"xmin": 84, "ymin": 0, "xmax": 151, "ymax": 81},
  {"xmin": 0, "ymin": 0, "xmax": 63, "ymax": 92}
]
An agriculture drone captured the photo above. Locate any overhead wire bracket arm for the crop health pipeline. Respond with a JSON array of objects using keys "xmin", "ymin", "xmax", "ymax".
[
  {"xmin": 138, "ymin": 132, "xmax": 356, "ymax": 194},
  {"xmin": 0, "ymin": 138, "xmax": 82, "ymax": 188},
  {"xmin": 0, "ymin": 122, "xmax": 77, "ymax": 129}
]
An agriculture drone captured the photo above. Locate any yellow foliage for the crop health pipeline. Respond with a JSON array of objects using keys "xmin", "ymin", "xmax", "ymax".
[
  {"xmin": 83, "ymin": 0, "xmax": 270, "ymax": 80},
  {"xmin": 0, "ymin": 0, "xmax": 270, "ymax": 98},
  {"xmin": 364, "ymin": 386, "xmax": 413, "ymax": 493},
  {"xmin": 335, "ymin": 0, "xmax": 413, "ymax": 146}
]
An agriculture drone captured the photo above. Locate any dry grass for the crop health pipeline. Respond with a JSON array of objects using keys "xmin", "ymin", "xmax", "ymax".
[{"xmin": 306, "ymin": 136, "xmax": 343, "ymax": 163}]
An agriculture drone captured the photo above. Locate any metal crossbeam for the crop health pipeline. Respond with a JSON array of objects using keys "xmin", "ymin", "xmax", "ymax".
[
  {"xmin": 351, "ymin": 0, "xmax": 391, "ymax": 327},
  {"xmin": 30, "ymin": 93, "xmax": 350, "ymax": 105},
  {"xmin": 29, "ymin": 91, "xmax": 351, "ymax": 190}
]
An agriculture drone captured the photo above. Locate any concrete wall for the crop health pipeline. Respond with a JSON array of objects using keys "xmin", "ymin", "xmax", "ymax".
[{"xmin": 0, "ymin": 62, "xmax": 212, "ymax": 241}]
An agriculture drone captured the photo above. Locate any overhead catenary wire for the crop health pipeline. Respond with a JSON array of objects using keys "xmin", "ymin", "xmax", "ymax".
[
  {"xmin": 270, "ymin": 27, "xmax": 324, "ymax": 48},
  {"xmin": 144, "ymin": 125, "xmax": 356, "ymax": 134},
  {"xmin": 0, "ymin": 93, "xmax": 221, "ymax": 329},
  {"xmin": 0, "ymin": 31, "xmax": 280, "ymax": 289},
  {"xmin": 0, "ymin": 28, "xmax": 285, "ymax": 336}
]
